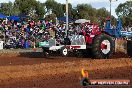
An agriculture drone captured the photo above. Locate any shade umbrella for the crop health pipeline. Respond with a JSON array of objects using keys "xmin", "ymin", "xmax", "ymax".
[
  {"xmin": 75, "ymin": 19, "xmax": 90, "ymax": 23},
  {"xmin": 8, "ymin": 16, "xmax": 20, "ymax": 21},
  {"xmin": 57, "ymin": 17, "xmax": 73, "ymax": 22},
  {"xmin": 0, "ymin": 13, "xmax": 7, "ymax": 19}
]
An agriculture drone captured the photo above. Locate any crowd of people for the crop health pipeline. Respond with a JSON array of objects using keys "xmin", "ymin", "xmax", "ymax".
[{"xmin": 0, "ymin": 18, "xmax": 79, "ymax": 49}]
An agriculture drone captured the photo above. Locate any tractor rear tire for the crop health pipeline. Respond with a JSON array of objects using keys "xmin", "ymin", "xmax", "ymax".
[{"xmin": 92, "ymin": 34, "xmax": 114, "ymax": 59}]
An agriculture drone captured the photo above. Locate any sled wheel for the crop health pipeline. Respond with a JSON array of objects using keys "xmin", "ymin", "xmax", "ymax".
[
  {"xmin": 61, "ymin": 46, "xmax": 69, "ymax": 57},
  {"xmin": 92, "ymin": 34, "xmax": 114, "ymax": 59}
]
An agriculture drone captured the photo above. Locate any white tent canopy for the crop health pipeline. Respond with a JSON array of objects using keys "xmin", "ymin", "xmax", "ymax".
[{"xmin": 75, "ymin": 19, "xmax": 90, "ymax": 23}]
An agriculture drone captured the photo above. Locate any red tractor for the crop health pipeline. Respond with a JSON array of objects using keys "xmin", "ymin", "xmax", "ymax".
[{"xmin": 61, "ymin": 22, "xmax": 114, "ymax": 59}]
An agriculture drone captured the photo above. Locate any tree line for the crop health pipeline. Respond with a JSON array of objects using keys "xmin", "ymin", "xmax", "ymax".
[{"xmin": 0, "ymin": 0, "xmax": 131, "ymax": 26}]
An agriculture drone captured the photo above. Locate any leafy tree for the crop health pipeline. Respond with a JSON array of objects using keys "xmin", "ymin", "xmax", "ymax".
[
  {"xmin": 34, "ymin": 2, "xmax": 45, "ymax": 19},
  {"xmin": 76, "ymin": 4, "xmax": 92, "ymax": 19},
  {"xmin": 45, "ymin": 13, "xmax": 56, "ymax": 22},
  {"xmin": 62, "ymin": 3, "xmax": 73, "ymax": 17},
  {"xmin": 44, "ymin": 0, "xmax": 57, "ymax": 11},
  {"xmin": 12, "ymin": 6, "xmax": 21, "ymax": 16},
  {"xmin": 97, "ymin": 8, "xmax": 109, "ymax": 19},
  {"xmin": 14, "ymin": 0, "xmax": 45, "ymax": 19},
  {"xmin": 96, "ymin": 8, "xmax": 116, "ymax": 25},
  {"xmin": 76, "ymin": 4, "xmax": 98, "ymax": 22},
  {"xmin": 70, "ymin": 8, "xmax": 79, "ymax": 20},
  {"xmin": 0, "ymin": 2, "xmax": 14, "ymax": 16},
  {"xmin": 14, "ymin": 0, "xmax": 36, "ymax": 15},
  {"xmin": 53, "ymin": 3, "xmax": 64, "ymax": 17},
  {"xmin": 115, "ymin": 1, "xmax": 132, "ymax": 26},
  {"xmin": 45, "ymin": 0, "xmax": 64, "ymax": 17}
]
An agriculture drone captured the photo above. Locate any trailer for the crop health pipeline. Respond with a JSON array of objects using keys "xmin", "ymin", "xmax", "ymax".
[{"xmin": 39, "ymin": 18, "xmax": 132, "ymax": 59}]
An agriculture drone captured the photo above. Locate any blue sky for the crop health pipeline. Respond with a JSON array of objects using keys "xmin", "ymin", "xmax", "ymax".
[{"xmin": 0, "ymin": 0, "xmax": 130, "ymax": 18}]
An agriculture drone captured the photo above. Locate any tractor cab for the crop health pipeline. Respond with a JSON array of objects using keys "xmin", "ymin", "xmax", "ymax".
[{"xmin": 78, "ymin": 22, "xmax": 101, "ymax": 44}]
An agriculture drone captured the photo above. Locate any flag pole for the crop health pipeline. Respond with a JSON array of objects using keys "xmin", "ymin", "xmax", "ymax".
[
  {"xmin": 66, "ymin": 0, "xmax": 68, "ymax": 37},
  {"xmin": 109, "ymin": 0, "xmax": 112, "ymax": 18}
]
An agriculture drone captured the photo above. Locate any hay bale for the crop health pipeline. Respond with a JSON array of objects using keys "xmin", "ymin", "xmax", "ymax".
[{"xmin": 115, "ymin": 38, "xmax": 127, "ymax": 54}]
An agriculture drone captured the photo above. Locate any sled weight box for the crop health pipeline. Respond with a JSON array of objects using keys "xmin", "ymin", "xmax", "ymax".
[{"xmin": 127, "ymin": 40, "xmax": 132, "ymax": 57}]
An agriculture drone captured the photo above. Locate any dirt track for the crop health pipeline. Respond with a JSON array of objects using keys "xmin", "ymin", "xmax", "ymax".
[{"xmin": 0, "ymin": 51, "xmax": 131, "ymax": 88}]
